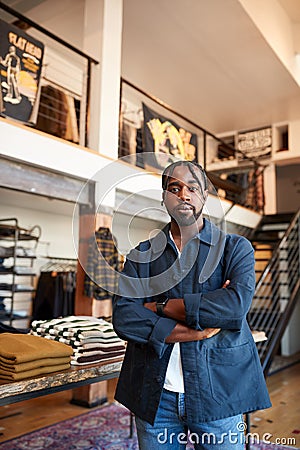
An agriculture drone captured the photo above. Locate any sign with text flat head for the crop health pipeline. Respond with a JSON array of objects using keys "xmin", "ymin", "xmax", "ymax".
[{"xmin": 0, "ymin": 18, "xmax": 44, "ymax": 125}]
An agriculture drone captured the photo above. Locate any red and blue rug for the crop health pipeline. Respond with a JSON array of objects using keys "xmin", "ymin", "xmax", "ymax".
[{"xmin": 0, "ymin": 403, "xmax": 298, "ymax": 449}]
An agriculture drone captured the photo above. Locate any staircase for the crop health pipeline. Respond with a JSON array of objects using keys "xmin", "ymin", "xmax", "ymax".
[
  {"xmin": 248, "ymin": 210, "xmax": 300, "ymax": 375},
  {"xmin": 252, "ymin": 212, "xmax": 294, "ymax": 281}
]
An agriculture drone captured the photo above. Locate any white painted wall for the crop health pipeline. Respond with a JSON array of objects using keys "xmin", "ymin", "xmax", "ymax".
[
  {"xmin": 276, "ymin": 163, "xmax": 300, "ymax": 213},
  {"xmin": 281, "ymin": 299, "xmax": 300, "ymax": 356},
  {"xmin": 0, "ymin": 189, "xmax": 77, "ymax": 321},
  {"xmin": 112, "ymin": 212, "xmax": 165, "ymax": 255},
  {"xmin": 0, "ymin": 189, "xmax": 77, "ymax": 260}
]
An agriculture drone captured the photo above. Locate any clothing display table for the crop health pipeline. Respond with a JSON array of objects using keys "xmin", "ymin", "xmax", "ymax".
[{"xmin": 0, "ymin": 358, "xmax": 123, "ymax": 406}]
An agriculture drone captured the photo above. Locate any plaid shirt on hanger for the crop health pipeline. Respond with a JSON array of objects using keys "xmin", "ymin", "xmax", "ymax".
[{"xmin": 84, "ymin": 227, "xmax": 119, "ymax": 300}]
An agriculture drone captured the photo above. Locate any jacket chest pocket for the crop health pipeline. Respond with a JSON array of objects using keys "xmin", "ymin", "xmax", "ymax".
[{"xmin": 201, "ymin": 266, "xmax": 223, "ymax": 293}]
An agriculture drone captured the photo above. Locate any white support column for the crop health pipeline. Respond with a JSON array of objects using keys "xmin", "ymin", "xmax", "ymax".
[
  {"xmin": 98, "ymin": 0, "xmax": 123, "ymax": 158},
  {"xmin": 263, "ymin": 162, "xmax": 277, "ymax": 214},
  {"xmin": 83, "ymin": 0, "xmax": 123, "ymax": 158}
]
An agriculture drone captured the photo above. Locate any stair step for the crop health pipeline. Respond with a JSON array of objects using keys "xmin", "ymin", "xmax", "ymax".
[
  {"xmin": 253, "ymin": 235, "xmax": 279, "ymax": 241},
  {"xmin": 260, "ymin": 224, "xmax": 288, "ymax": 232},
  {"xmin": 260, "ymin": 213, "xmax": 294, "ymax": 225},
  {"xmin": 254, "ymin": 230, "xmax": 283, "ymax": 237},
  {"xmin": 255, "ymin": 257, "xmax": 271, "ymax": 261}
]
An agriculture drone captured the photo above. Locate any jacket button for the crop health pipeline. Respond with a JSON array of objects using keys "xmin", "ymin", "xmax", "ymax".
[{"xmin": 156, "ymin": 376, "xmax": 163, "ymax": 382}]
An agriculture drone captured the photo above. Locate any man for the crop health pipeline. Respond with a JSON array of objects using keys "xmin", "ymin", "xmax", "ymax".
[
  {"xmin": 113, "ymin": 160, "xmax": 271, "ymax": 449},
  {"xmin": 0, "ymin": 46, "xmax": 22, "ymax": 103}
]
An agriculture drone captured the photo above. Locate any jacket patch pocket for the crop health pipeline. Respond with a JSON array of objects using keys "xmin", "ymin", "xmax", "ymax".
[{"xmin": 207, "ymin": 342, "xmax": 259, "ymax": 405}]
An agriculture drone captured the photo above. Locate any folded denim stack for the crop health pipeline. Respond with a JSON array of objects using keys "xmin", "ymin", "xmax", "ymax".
[
  {"xmin": 0, "ymin": 333, "xmax": 73, "ymax": 382},
  {"xmin": 30, "ymin": 316, "xmax": 126, "ymax": 365}
]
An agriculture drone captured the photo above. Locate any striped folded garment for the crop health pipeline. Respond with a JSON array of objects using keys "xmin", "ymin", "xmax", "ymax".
[
  {"xmin": 30, "ymin": 316, "xmax": 126, "ymax": 366},
  {"xmin": 71, "ymin": 350, "xmax": 126, "ymax": 366}
]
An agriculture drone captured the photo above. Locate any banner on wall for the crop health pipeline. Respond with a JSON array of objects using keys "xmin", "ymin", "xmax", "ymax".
[
  {"xmin": 237, "ymin": 126, "xmax": 272, "ymax": 159},
  {"xmin": 141, "ymin": 103, "xmax": 198, "ymax": 170},
  {"xmin": 0, "ymin": 19, "xmax": 44, "ymax": 124}
]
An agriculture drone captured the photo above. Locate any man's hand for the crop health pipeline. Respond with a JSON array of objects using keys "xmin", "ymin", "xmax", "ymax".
[
  {"xmin": 165, "ymin": 323, "xmax": 220, "ymax": 343},
  {"xmin": 203, "ymin": 327, "xmax": 222, "ymax": 338},
  {"xmin": 144, "ymin": 302, "xmax": 156, "ymax": 313}
]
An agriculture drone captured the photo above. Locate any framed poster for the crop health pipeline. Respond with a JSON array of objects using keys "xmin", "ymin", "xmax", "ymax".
[
  {"xmin": 0, "ymin": 19, "xmax": 44, "ymax": 124},
  {"xmin": 237, "ymin": 126, "xmax": 272, "ymax": 159},
  {"xmin": 141, "ymin": 103, "xmax": 198, "ymax": 170}
]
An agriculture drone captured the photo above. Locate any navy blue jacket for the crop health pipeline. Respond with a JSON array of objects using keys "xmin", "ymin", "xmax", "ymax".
[{"xmin": 113, "ymin": 219, "xmax": 271, "ymax": 424}]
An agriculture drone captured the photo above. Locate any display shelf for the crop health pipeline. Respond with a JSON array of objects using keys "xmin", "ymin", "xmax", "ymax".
[
  {"xmin": 0, "ymin": 223, "xmax": 40, "ymax": 241},
  {"xmin": 0, "ymin": 358, "xmax": 123, "ymax": 406},
  {"xmin": 0, "ymin": 218, "xmax": 41, "ymax": 325},
  {"xmin": 0, "ymin": 268, "xmax": 36, "ymax": 276}
]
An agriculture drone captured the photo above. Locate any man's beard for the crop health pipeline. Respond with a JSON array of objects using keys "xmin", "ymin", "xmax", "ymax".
[{"xmin": 170, "ymin": 203, "xmax": 203, "ymax": 227}]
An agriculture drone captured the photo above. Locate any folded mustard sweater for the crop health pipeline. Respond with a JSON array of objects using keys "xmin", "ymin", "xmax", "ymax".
[
  {"xmin": 0, "ymin": 333, "xmax": 73, "ymax": 364},
  {"xmin": 0, "ymin": 356, "xmax": 71, "ymax": 372},
  {"xmin": 0, "ymin": 363, "xmax": 71, "ymax": 381}
]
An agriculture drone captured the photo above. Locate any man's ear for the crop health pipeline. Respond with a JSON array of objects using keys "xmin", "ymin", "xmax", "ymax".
[{"xmin": 203, "ymin": 189, "xmax": 209, "ymax": 202}]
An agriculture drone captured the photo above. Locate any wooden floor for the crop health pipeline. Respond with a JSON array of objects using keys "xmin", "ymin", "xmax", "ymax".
[{"xmin": 0, "ymin": 364, "xmax": 299, "ymax": 447}]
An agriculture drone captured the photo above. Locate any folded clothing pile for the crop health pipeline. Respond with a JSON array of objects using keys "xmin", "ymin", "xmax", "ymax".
[
  {"xmin": 0, "ymin": 333, "xmax": 73, "ymax": 382},
  {"xmin": 30, "ymin": 316, "xmax": 126, "ymax": 366}
]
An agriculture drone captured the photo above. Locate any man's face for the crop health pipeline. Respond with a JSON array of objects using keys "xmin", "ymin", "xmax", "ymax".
[{"xmin": 163, "ymin": 165, "xmax": 208, "ymax": 227}]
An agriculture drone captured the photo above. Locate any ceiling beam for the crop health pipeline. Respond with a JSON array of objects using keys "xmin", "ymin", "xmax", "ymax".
[{"xmin": 0, "ymin": 157, "xmax": 92, "ymax": 206}]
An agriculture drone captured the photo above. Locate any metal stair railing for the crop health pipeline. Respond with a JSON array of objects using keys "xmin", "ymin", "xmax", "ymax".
[{"xmin": 248, "ymin": 209, "xmax": 300, "ymax": 375}]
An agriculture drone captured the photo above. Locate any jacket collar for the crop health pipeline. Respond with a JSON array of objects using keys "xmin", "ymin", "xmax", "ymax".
[{"xmin": 151, "ymin": 218, "xmax": 222, "ymax": 254}]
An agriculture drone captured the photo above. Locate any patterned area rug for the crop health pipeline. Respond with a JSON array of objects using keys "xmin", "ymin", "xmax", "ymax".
[{"xmin": 0, "ymin": 403, "xmax": 298, "ymax": 450}]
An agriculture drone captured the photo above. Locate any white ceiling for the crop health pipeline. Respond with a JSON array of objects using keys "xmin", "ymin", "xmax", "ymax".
[
  {"xmin": 121, "ymin": 0, "xmax": 300, "ymax": 134},
  {"xmin": 278, "ymin": 0, "xmax": 300, "ymax": 22}
]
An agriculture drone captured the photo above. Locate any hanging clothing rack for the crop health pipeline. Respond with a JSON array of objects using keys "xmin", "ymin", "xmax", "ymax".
[
  {"xmin": 33, "ymin": 256, "xmax": 78, "ymax": 320},
  {"xmin": 39, "ymin": 256, "xmax": 77, "ymax": 273}
]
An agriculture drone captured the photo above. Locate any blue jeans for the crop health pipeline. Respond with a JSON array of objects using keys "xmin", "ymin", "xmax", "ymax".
[{"xmin": 135, "ymin": 388, "xmax": 245, "ymax": 449}]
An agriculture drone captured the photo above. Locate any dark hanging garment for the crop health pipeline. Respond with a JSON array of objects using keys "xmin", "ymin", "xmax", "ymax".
[{"xmin": 32, "ymin": 270, "xmax": 76, "ymax": 320}]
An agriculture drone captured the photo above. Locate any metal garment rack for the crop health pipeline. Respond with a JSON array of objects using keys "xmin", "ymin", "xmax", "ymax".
[{"xmin": 0, "ymin": 217, "xmax": 41, "ymax": 325}]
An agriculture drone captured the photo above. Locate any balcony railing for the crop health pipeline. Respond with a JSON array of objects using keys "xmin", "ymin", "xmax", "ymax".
[{"xmin": 0, "ymin": 1, "xmax": 98, "ymax": 147}]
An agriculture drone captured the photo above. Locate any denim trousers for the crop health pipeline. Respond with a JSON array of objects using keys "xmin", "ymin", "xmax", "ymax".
[{"xmin": 135, "ymin": 388, "xmax": 245, "ymax": 449}]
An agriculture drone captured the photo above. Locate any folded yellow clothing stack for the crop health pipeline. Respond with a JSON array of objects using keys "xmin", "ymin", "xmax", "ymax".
[{"xmin": 0, "ymin": 333, "xmax": 73, "ymax": 382}]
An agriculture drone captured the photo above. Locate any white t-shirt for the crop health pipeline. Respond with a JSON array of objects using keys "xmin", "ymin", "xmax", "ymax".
[
  {"xmin": 164, "ymin": 342, "xmax": 184, "ymax": 392},
  {"xmin": 163, "ymin": 233, "xmax": 185, "ymax": 393}
]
